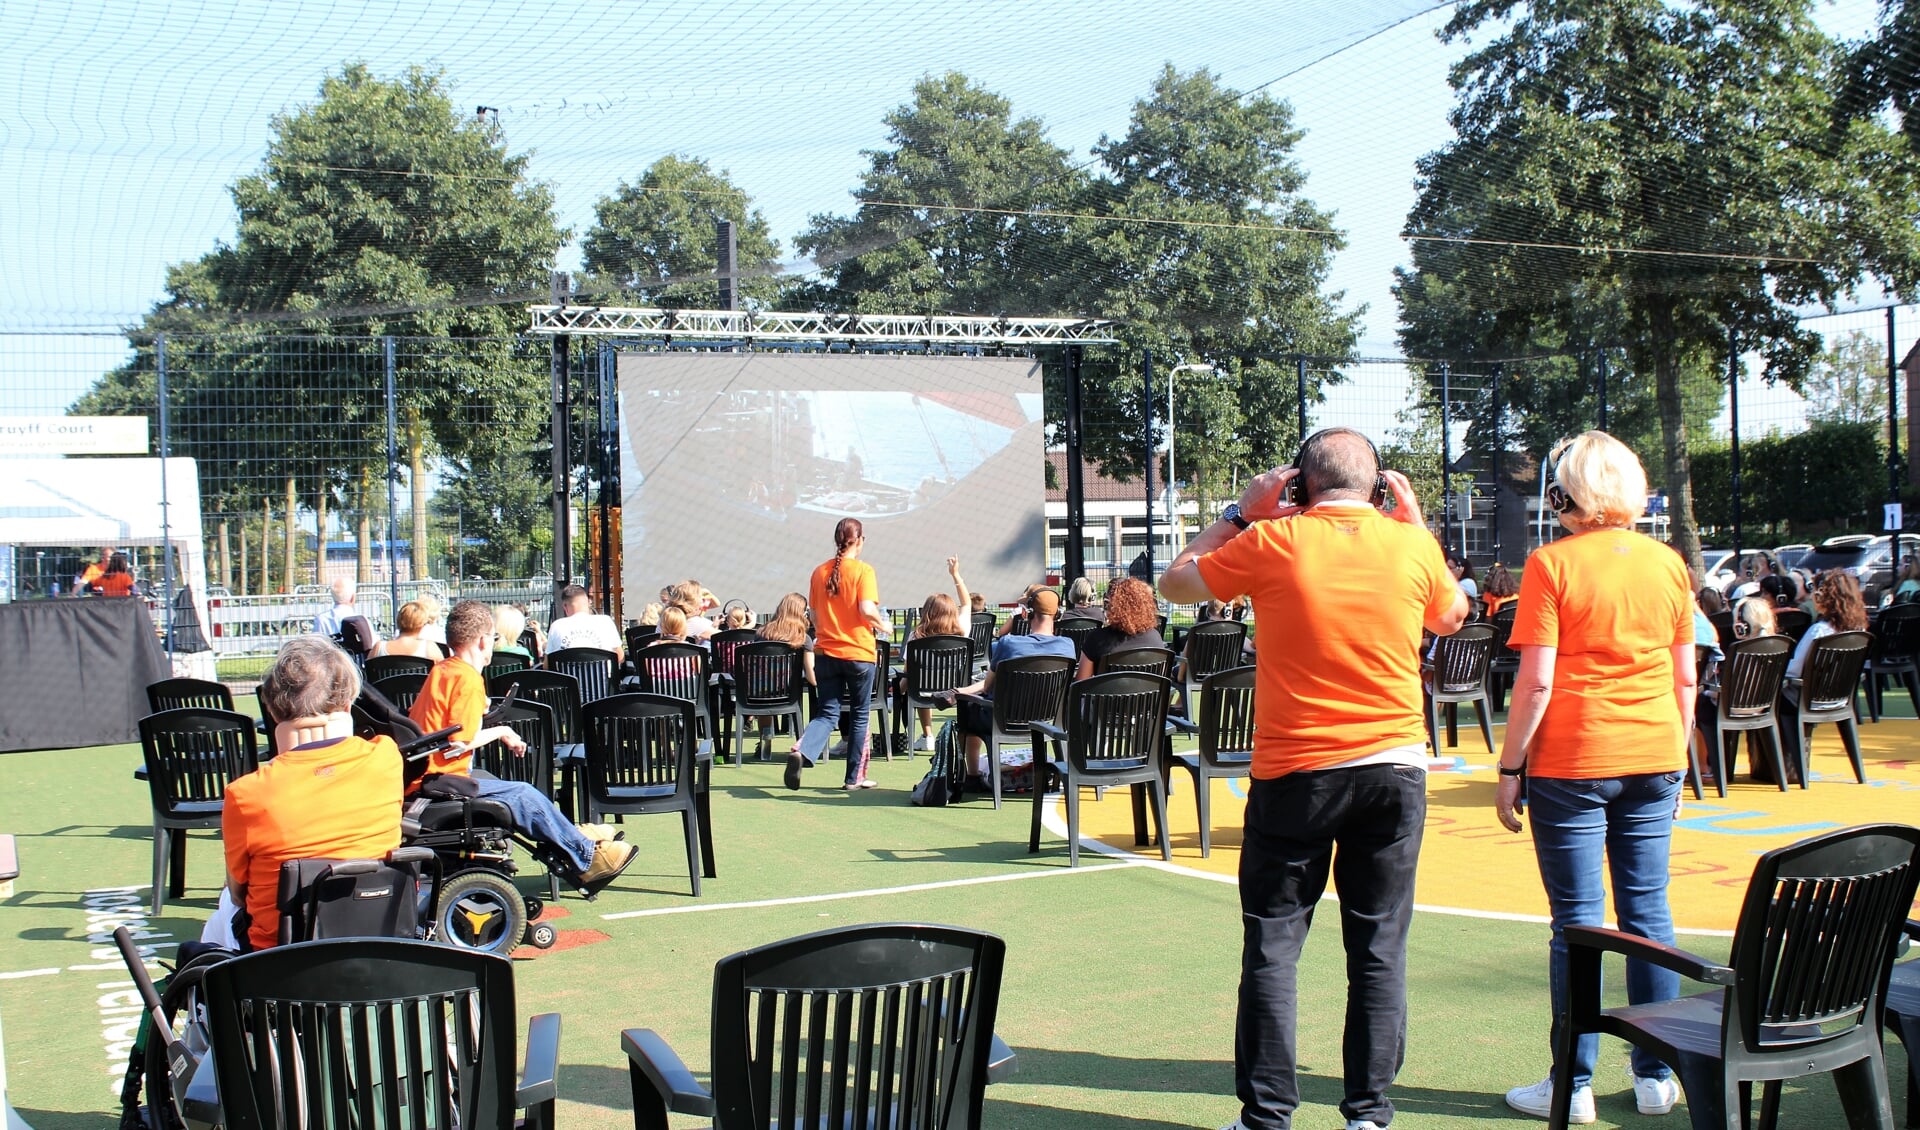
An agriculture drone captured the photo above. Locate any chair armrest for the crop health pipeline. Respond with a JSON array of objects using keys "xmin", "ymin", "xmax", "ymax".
[
  {"xmin": 621, "ymin": 1027, "xmax": 715, "ymax": 1117},
  {"xmin": 515, "ymin": 1012, "xmax": 562, "ymax": 1109},
  {"xmin": 1562, "ymin": 925, "xmax": 1734, "ymax": 986},
  {"xmin": 1166, "ymin": 714, "xmax": 1197, "ymax": 734},
  {"xmin": 955, "ymin": 692, "xmax": 988, "ymax": 708},
  {"xmin": 1029, "ymin": 721, "xmax": 1066, "ymax": 742},
  {"xmin": 387, "ymin": 846, "xmax": 436, "ymax": 867},
  {"xmin": 986, "ymin": 1034, "xmax": 1017, "ymax": 1085}
]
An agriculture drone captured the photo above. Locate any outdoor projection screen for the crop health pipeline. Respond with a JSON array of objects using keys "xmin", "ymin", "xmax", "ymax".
[{"xmin": 618, "ymin": 353, "xmax": 1047, "ymax": 610}]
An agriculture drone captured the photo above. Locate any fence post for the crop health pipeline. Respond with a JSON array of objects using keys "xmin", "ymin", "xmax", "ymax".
[
  {"xmin": 1143, "ymin": 349, "xmax": 1156, "ymax": 576},
  {"xmin": 1490, "ymin": 362, "xmax": 1502, "ymax": 564},
  {"xmin": 1063, "ymin": 344, "xmax": 1086, "ymax": 583},
  {"xmin": 1728, "ymin": 325, "xmax": 1743, "ymax": 562},
  {"xmin": 383, "ymin": 337, "xmax": 400, "ymax": 614},
  {"xmin": 1889, "ymin": 305, "xmax": 1902, "ymax": 526},
  {"xmin": 157, "ymin": 333, "xmax": 174, "ymax": 657},
  {"xmin": 596, "ymin": 339, "xmax": 617, "ymax": 617},
  {"xmin": 1296, "ymin": 356, "xmax": 1308, "ymax": 449},
  {"xmin": 1440, "ymin": 362, "xmax": 1452, "ymax": 553},
  {"xmin": 550, "ymin": 272, "xmax": 573, "ymax": 591}
]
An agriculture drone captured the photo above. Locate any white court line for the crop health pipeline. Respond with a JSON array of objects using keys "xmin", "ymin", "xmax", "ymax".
[
  {"xmin": 601, "ymin": 860, "xmax": 1142, "ymax": 921},
  {"xmin": 1037, "ymin": 798, "xmax": 1738, "ymax": 939},
  {"xmin": 0, "ymin": 968, "xmax": 60, "ymax": 981}
]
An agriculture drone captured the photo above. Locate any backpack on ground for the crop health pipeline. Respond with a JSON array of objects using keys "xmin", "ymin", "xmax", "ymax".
[{"xmin": 909, "ymin": 718, "xmax": 967, "ymax": 807}]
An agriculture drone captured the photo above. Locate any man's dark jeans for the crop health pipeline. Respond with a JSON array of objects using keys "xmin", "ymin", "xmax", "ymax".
[{"xmin": 1235, "ymin": 764, "xmax": 1426, "ymax": 1130}]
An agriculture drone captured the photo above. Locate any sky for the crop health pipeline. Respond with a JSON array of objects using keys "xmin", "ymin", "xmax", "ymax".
[{"xmin": 4, "ymin": 0, "xmax": 1913, "ymax": 441}]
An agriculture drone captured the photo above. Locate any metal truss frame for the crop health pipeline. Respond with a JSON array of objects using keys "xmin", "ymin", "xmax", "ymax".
[{"xmin": 527, "ymin": 305, "xmax": 1118, "ymax": 345}]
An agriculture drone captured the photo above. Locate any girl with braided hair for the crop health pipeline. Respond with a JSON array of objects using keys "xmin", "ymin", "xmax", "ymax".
[{"xmin": 791, "ymin": 518, "xmax": 889, "ymax": 790}]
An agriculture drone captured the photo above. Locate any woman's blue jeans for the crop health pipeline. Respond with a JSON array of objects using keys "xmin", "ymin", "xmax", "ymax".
[
  {"xmin": 1527, "ymin": 771, "xmax": 1684, "ymax": 1089},
  {"xmin": 799, "ymin": 654, "xmax": 874, "ymax": 785}
]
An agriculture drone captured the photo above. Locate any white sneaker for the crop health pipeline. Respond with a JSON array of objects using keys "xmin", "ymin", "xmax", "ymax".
[
  {"xmin": 1505, "ymin": 1076, "xmax": 1594, "ymax": 1124},
  {"xmin": 1633, "ymin": 1074, "xmax": 1679, "ymax": 1115},
  {"xmin": 828, "ymin": 739, "xmax": 849, "ymax": 759},
  {"xmin": 912, "ymin": 734, "xmax": 933, "ymax": 751}
]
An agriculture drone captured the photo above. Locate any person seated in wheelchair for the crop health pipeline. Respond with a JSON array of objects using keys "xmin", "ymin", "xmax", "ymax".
[
  {"xmin": 220, "ymin": 636, "xmax": 405, "ymax": 952},
  {"xmin": 409, "ymin": 599, "xmax": 637, "ymax": 893}
]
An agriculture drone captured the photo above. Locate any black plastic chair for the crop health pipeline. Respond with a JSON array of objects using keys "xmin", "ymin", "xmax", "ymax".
[
  {"xmin": 622, "ymin": 922, "xmax": 1015, "ymax": 1130},
  {"xmin": 1094, "ymin": 646, "xmax": 1177, "ymax": 679},
  {"xmin": 814, "ymin": 637, "xmax": 895, "ymax": 761},
  {"xmin": 196, "ymin": 938, "xmax": 559, "ymax": 1130},
  {"xmin": 1709, "ymin": 609, "xmax": 1737, "ymax": 650},
  {"xmin": 519, "ymin": 626, "xmax": 544, "ymax": 662},
  {"xmin": 478, "ymin": 697, "xmax": 562, "ymax": 899},
  {"xmin": 481, "ymin": 652, "xmax": 529, "ymax": 684},
  {"xmin": 1863, "ymin": 603, "xmax": 1920, "ymax": 721},
  {"xmin": 1424, "ymin": 623, "xmax": 1496, "ymax": 757},
  {"xmin": 706, "ymin": 628, "xmax": 760, "ymax": 755},
  {"xmin": 1167, "ymin": 666, "xmax": 1255, "ymax": 859},
  {"xmin": 1487, "ymin": 606, "xmax": 1521, "ymax": 711},
  {"xmin": 625, "ymin": 625, "xmax": 660, "ymax": 655},
  {"xmin": 146, "ymin": 677, "xmax": 234, "ymax": 714},
  {"xmin": 139, "ymin": 707, "xmax": 260, "ymax": 915},
  {"xmin": 1180, "ymin": 620, "xmax": 1247, "ymax": 708},
  {"xmin": 1053, "ymin": 616, "xmax": 1103, "ymax": 658},
  {"xmin": 968, "ymin": 611, "xmax": 997, "ymax": 671},
  {"xmin": 364, "ymin": 653, "xmax": 434, "ymax": 684},
  {"xmin": 581, "ymin": 693, "xmax": 708, "ymax": 896},
  {"xmin": 1773, "ymin": 607, "xmax": 1814, "ymax": 643},
  {"xmin": 1885, "ymin": 919, "xmax": 1920, "ymax": 1128},
  {"xmin": 635, "ymin": 641, "xmax": 714, "ymax": 738},
  {"xmin": 891, "ymin": 606, "xmax": 923, "ymax": 645},
  {"xmin": 955, "ymin": 654, "xmax": 1073, "ymax": 809},
  {"xmin": 548, "ymin": 646, "xmax": 619, "ymax": 705},
  {"xmin": 1029, "ymin": 672, "xmax": 1173, "ymax": 867},
  {"xmin": 729, "ymin": 642, "xmax": 806, "ymax": 764},
  {"xmin": 1693, "ymin": 635, "xmax": 1792, "ymax": 797},
  {"xmin": 1785, "ymin": 629, "xmax": 1871, "ymax": 786},
  {"xmin": 898, "ymin": 635, "xmax": 975, "ymax": 749},
  {"xmin": 1547, "ymin": 823, "xmax": 1920, "ymax": 1130},
  {"xmin": 490, "ymin": 669, "xmax": 585, "ymax": 820},
  {"xmin": 371, "ymin": 671, "xmax": 428, "ymax": 715}
]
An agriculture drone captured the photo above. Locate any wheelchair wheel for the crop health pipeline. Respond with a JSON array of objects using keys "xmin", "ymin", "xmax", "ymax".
[
  {"xmin": 526, "ymin": 922, "xmax": 558, "ymax": 949},
  {"xmin": 523, "ymin": 895, "xmax": 543, "ymax": 922},
  {"xmin": 433, "ymin": 870, "xmax": 528, "ymax": 956}
]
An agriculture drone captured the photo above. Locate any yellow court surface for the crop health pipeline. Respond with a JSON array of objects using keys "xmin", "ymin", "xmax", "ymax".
[{"xmin": 1074, "ymin": 718, "xmax": 1920, "ymax": 933}]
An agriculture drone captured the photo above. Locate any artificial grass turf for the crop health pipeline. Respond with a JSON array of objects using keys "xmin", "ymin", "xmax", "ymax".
[{"xmin": 0, "ymin": 741, "xmax": 1906, "ymax": 1129}]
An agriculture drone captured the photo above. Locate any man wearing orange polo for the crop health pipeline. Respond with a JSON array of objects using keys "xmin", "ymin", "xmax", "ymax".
[{"xmin": 1162, "ymin": 428, "xmax": 1467, "ymax": 1130}]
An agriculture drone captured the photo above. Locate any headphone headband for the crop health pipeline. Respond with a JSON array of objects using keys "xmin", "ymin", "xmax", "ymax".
[{"xmin": 1290, "ymin": 428, "xmax": 1387, "ymax": 507}]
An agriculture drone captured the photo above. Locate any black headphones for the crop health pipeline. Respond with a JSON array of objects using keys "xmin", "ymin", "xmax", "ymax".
[
  {"xmin": 1546, "ymin": 453, "xmax": 1577, "ymax": 514},
  {"xmin": 1288, "ymin": 428, "xmax": 1388, "ymax": 507}
]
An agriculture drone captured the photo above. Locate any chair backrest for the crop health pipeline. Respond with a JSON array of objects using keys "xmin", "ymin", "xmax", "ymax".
[
  {"xmin": 636, "ymin": 642, "xmax": 711, "ymax": 708},
  {"xmin": 138, "ymin": 708, "xmax": 260, "ymax": 816},
  {"xmin": 1094, "ymin": 646, "xmax": 1176, "ymax": 679},
  {"xmin": 476, "ymin": 698, "xmax": 557, "ymax": 796},
  {"xmin": 488, "ymin": 668, "xmax": 582, "ymax": 746},
  {"xmin": 274, "ymin": 857, "xmax": 425, "ymax": 945},
  {"xmin": 1718, "ymin": 635, "xmax": 1792, "ymax": 719},
  {"xmin": 1694, "ymin": 644, "xmax": 1718, "ymax": 686},
  {"xmin": 988, "ymin": 655, "xmax": 1074, "ymax": 733},
  {"xmin": 1053, "ymin": 617, "xmax": 1102, "ymax": 657},
  {"xmin": 548, "ymin": 646, "xmax": 618, "ymax": 704},
  {"xmin": 481, "ymin": 653, "xmax": 528, "ymax": 684},
  {"xmin": 733, "ymin": 642, "xmax": 804, "ymax": 708},
  {"xmin": 1430, "ymin": 623, "xmax": 1496, "ymax": 694},
  {"xmin": 1725, "ymin": 823, "xmax": 1920, "ymax": 1055},
  {"xmin": 364, "ymin": 654, "xmax": 434, "ymax": 684},
  {"xmin": 1799, "ymin": 629, "xmax": 1871, "ymax": 712},
  {"xmin": 146, "ymin": 677, "xmax": 234, "ymax": 714},
  {"xmin": 580, "ymin": 693, "xmax": 697, "ymax": 801},
  {"xmin": 518, "ymin": 626, "xmax": 544, "ymax": 661},
  {"xmin": 200, "ymin": 938, "xmax": 520, "ymax": 1130},
  {"xmin": 1709, "ymin": 609, "xmax": 1736, "ymax": 648},
  {"xmin": 709, "ymin": 628, "xmax": 760, "ymax": 679},
  {"xmin": 708, "ymin": 923, "xmax": 1007, "ymax": 1130},
  {"xmin": 1062, "ymin": 672, "xmax": 1172, "ymax": 772},
  {"xmin": 968, "ymin": 613, "xmax": 997, "ymax": 661},
  {"xmin": 371, "ymin": 672, "xmax": 428, "ymax": 716},
  {"xmin": 1197, "ymin": 666, "xmax": 1258, "ymax": 768},
  {"xmin": 1182, "ymin": 620, "xmax": 1247, "ymax": 681},
  {"xmin": 905, "ymin": 635, "xmax": 975, "ymax": 697},
  {"xmin": 1873, "ymin": 602, "xmax": 1920, "ymax": 663},
  {"xmin": 1772, "ymin": 607, "xmax": 1813, "ymax": 642},
  {"xmin": 891, "ymin": 606, "xmax": 923, "ymax": 643},
  {"xmin": 1489, "ymin": 606, "xmax": 1520, "ymax": 661},
  {"xmin": 625, "ymin": 625, "xmax": 660, "ymax": 655}
]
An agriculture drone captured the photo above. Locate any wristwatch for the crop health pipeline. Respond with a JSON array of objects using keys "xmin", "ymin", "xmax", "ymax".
[{"xmin": 1221, "ymin": 503, "xmax": 1251, "ymax": 531}]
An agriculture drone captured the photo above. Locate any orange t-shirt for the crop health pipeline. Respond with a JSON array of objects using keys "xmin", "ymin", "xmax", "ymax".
[
  {"xmin": 221, "ymin": 735, "xmax": 402, "ymax": 951},
  {"xmin": 1483, "ymin": 593, "xmax": 1515, "ymax": 617},
  {"xmin": 1194, "ymin": 507, "xmax": 1457, "ymax": 777},
  {"xmin": 408, "ymin": 657, "xmax": 488, "ymax": 776},
  {"xmin": 810, "ymin": 556, "xmax": 879, "ymax": 663},
  {"xmin": 96, "ymin": 573, "xmax": 136, "ymax": 597},
  {"xmin": 1507, "ymin": 528, "xmax": 1692, "ymax": 778}
]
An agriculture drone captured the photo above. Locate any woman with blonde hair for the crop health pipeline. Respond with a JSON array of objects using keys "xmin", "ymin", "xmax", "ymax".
[
  {"xmin": 1729, "ymin": 595, "xmax": 1778, "ymax": 642},
  {"xmin": 1495, "ymin": 431, "xmax": 1693, "ymax": 1122},
  {"xmin": 373, "ymin": 600, "xmax": 442, "ymax": 658},
  {"xmin": 653, "ymin": 606, "xmax": 688, "ymax": 645}
]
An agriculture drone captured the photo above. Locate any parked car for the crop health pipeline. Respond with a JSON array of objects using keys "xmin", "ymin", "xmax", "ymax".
[
  {"xmin": 1773, "ymin": 543, "xmax": 1813, "ymax": 573},
  {"xmin": 1791, "ymin": 536, "xmax": 1920, "ymax": 607},
  {"xmin": 1701, "ymin": 548, "xmax": 1775, "ymax": 591},
  {"xmin": 1861, "ymin": 534, "xmax": 1920, "ymax": 606}
]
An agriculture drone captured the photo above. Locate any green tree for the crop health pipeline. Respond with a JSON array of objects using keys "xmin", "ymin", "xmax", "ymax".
[
  {"xmin": 1842, "ymin": 0, "xmax": 1920, "ymax": 156},
  {"xmin": 581, "ymin": 155, "xmax": 783, "ymax": 308},
  {"xmin": 1804, "ymin": 329, "xmax": 1890, "ymax": 427},
  {"xmin": 1405, "ymin": 0, "xmax": 1917, "ymax": 569}
]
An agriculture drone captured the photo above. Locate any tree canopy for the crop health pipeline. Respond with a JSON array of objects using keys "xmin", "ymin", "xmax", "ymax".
[{"xmin": 581, "ymin": 155, "xmax": 782, "ymax": 308}]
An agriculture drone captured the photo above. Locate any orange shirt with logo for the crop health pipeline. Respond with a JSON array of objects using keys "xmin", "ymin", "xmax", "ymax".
[
  {"xmin": 809, "ymin": 556, "xmax": 879, "ymax": 663},
  {"xmin": 1195, "ymin": 506, "xmax": 1457, "ymax": 777},
  {"xmin": 1508, "ymin": 528, "xmax": 1692, "ymax": 779},
  {"xmin": 408, "ymin": 657, "xmax": 488, "ymax": 776},
  {"xmin": 221, "ymin": 735, "xmax": 402, "ymax": 951}
]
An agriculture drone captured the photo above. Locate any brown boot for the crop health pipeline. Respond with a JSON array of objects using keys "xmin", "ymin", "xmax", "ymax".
[
  {"xmin": 577, "ymin": 840, "xmax": 636, "ymax": 894},
  {"xmin": 577, "ymin": 822, "xmax": 623, "ymax": 843}
]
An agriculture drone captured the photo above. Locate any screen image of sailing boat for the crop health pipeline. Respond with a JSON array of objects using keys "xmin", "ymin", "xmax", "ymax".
[{"xmin": 779, "ymin": 389, "xmax": 1044, "ymax": 519}]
